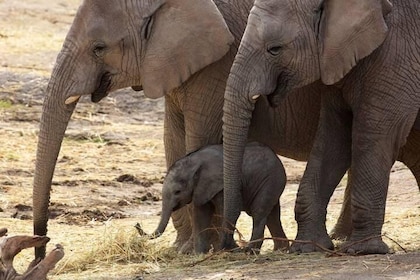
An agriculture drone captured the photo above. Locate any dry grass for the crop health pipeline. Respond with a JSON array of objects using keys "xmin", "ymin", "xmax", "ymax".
[{"xmin": 54, "ymin": 225, "xmax": 172, "ymax": 274}]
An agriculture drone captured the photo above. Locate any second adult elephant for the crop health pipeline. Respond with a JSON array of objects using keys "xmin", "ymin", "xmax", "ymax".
[{"xmin": 222, "ymin": 0, "xmax": 420, "ymax": 254}]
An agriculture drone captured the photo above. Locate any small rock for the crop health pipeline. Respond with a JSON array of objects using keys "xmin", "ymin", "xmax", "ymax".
[
  {"xmin": 11, "ymin": 211, "xmax": 32, "ymax": 220},
  {"xmin": 118, "ymin": 200, "xmax": 129, "ymax": 206},
  {"xmin": 116, "ymin": 174, "xmax": 140, "ymax": 183},
  {"xmin": 14, "ymin": 204, "xmax": 32, "ymax": 211}
]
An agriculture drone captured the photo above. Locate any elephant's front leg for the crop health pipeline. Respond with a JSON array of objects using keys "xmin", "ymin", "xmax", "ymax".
[
  {"xmin": 193, "ymin": 203, "xmax": 215, "ymax": 254},
  {"xmin": 291, "ymin": 92, "xmax": 352, "ymax": 253},
  {"xmin": 163, "ymin": 95, "xmax": 191, "ymax": 251},
  {"xmin": 343, "ymin": 104, "xmax": 418, "ymax": 254},
  {"xmin": 182, "ymin": 87, "xmax": 224, "ymax": 251},
  {"xmin": 331, "ymin": 117, "xmax": 420, "ymax": 241},
  {"xmin": 183, "ymin": 88, "xmax": 224, "ymax": 154}
]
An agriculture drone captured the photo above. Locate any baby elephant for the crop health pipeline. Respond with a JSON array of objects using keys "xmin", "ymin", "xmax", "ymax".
[{"xmin": 138, "ymin": 142, "xmax": 288, "ymax": 254}]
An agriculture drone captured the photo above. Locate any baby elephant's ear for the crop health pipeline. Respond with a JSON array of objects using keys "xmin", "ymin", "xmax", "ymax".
[
  {"xmin": 318, "ymin": 0, "xmax": 392, "ymax": 85},
  {"xmin": 192, "ymin": 165, "xmax": 221, "ymax": 206}
]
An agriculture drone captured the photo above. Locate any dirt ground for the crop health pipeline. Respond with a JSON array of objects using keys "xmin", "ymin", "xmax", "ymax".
[{"xmin": 0, "ymin": 0, "xmax": 419, "ymax": 279}]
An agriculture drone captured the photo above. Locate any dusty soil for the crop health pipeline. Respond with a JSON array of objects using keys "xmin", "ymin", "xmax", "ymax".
[{"xmin": 0, "ymin": 0, "xmax": 418, "ymax": 279}]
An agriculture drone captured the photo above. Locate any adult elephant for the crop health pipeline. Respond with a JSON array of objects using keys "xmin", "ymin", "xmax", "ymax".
[
  {"xmin": 222, "ymin": 0, "xmax": 420, "ymax": 254},
  {"xmin": 34, "ymin": 0, "xmax": 237, "ymax": 258}
]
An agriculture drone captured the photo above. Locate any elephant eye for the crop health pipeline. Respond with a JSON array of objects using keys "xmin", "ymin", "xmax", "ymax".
[
  {"xmin": 142, "ymin": 16, "xmax": 154, "ymax": 40},
  {"xmin": 93, "ymin": 42, "xmax": 106, "ymax": 57},
  {"xmin": 174, "ymin": 190, "xmax": 181, "ymax": 196},
  {"xmin": 267, "ymin": 45, "xmax": 283, "ymax": 56}
]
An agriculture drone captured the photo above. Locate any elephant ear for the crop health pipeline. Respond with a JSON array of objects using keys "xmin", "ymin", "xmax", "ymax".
[
  {"xmin": 193, "ymin": 165, "xmax": 223, "ymax": 206},
  {"xmin": 140, "ymin": 0, "xmax": 234, "ymax": 99},
  {"xmin": 318, "ymin": 0, "xmax": 392, "ymax": 85}
]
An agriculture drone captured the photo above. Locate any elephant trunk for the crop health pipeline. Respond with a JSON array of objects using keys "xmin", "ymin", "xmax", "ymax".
[
  {"xmin": 152, "ymin": 205, "xmax": 172, "ymax": 238},
  {"xmin": 136, "ymin": 204, "xmax": 172, "ymax": 239},
  {"xmin": 33, "ymin": 58, "xmax": 77, "ymax": 259},
  {"xmin": 222, "ymin": 67, "xmax": 256, "ymax": 246}
]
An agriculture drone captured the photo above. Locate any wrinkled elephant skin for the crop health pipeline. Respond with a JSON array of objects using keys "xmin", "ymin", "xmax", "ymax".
[{"xmin": 222, "ymin": 0, "xmax": 420, "ymax": 254}]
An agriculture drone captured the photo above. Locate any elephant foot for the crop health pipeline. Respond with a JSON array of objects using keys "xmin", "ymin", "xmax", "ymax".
[
  {"xmin": 171, "ymin": 207, "xmax": 193, "ymax": 252},
  {"xmin": 174, "ymin": 231, "xmax": 221, "ymax": 254},
  {"xmin": 179, "ymin": 237, "xmax": 194, "ymax": 254},
  {"xmin": 329, "ymin": 223, "xmax": 352, "ymax": 241},
  {"xmin": 244, "ymin": 244, "xmax": 262, "ymax": 255},
  {"xmin": 220, "ymin": 233, "xmax": 239, "ymax": 252},
  {"xmin": 340, "ymin": 236, "xmax": 389, "ymax": 255},
  {"xmin": 174, "ymin": 234, "xmax": 192, "ymax": 253},
  {"xmin": 273, "ymin": 239, "xmax": 290, "ymax": 252},
  {"xmin": 289, "ymin": 232, "xmax": 334, "ymax": 253}
]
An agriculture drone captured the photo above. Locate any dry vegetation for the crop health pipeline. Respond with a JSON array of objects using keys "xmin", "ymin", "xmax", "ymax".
[{"xmin": 0, "ymin": 0, "xmax": 419, "ymax": 279}]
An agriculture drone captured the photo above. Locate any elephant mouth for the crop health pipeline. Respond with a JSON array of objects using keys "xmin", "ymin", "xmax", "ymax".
[
  {"xmin": 131, "ymin": 85, "xmax": 143, "ymax": 92},
  {"xmin": 172, "ymin": 203, "xmax": 182, "ymax": 211},
  {"xmin": 267, "ymin": 85, "xmax": 287, "ymax": 107},
  {"xmin": 267, "ymin": 73, "xmax": 290, "ymax": 107},
  {"xmin": 91, "ymin": 72, "xmax": 112, "ymax": 103}
]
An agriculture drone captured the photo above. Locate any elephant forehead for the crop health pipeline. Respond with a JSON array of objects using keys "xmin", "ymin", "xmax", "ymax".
[
  {"xmin": 250, "ymin": 0, "xmax": 300, "ymax": 42},
  {"xmin": 76, "ymin": 0, "xmax": 128, "ymax": 38},
  {"xmin": 82, "ymin": 0, "xmax": 121, "ymax": 13},
  {"xmin": 253, "ymin": 0, "xmax": 296, "ymax": 19}
]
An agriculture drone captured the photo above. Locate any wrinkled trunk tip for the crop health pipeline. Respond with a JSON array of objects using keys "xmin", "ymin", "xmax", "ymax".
[
  {"xmin": 134, "ymin": 223, "xmax": 163, "ymax": 239},
  {"xmin": 135, "ymin": 223, "xmax": 147, "ymax": 236},
  {"xmin": 150, "ymin": 231, "xmax": 162, "ymax": 239}
]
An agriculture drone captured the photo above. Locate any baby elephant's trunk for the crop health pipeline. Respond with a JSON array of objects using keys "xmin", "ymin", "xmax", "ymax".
[
  {"xmin": 135, "ymin": 223, "xmax": 165, "ymax": 239},
  {"xmin": 135, "ymin": 207, "xmax": 171, "ymax": 239}
]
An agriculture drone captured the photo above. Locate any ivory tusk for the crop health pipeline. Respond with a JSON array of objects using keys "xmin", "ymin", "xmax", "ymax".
[
  {"xmin": 65, "ymin": 95, "xmax": 81, "ymax": 105},
  {"xmin": 251, "ymin": 94, "xmax": 260, "ymax": 100}
]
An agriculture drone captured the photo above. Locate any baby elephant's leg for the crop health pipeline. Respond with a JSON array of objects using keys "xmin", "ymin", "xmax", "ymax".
[
  {"xmin": 193, "ymin": 203, "xmax": 214, "ymax": 254},
  {"xmin": 248, "ymin": 215, "xmax": 267, "ymax": 253},
  {"xmin": 267, "ymin": 204, "xmax": 288, "ymax": 251}
]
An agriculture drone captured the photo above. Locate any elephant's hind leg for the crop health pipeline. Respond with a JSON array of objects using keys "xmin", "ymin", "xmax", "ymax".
[
  {"xmin": 266, "ymin": 203, "xmax": 289, "ymax": 251},
  {"xmin": 248, "ymin": 216, "xmax": 267, "ymax": 253}
]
